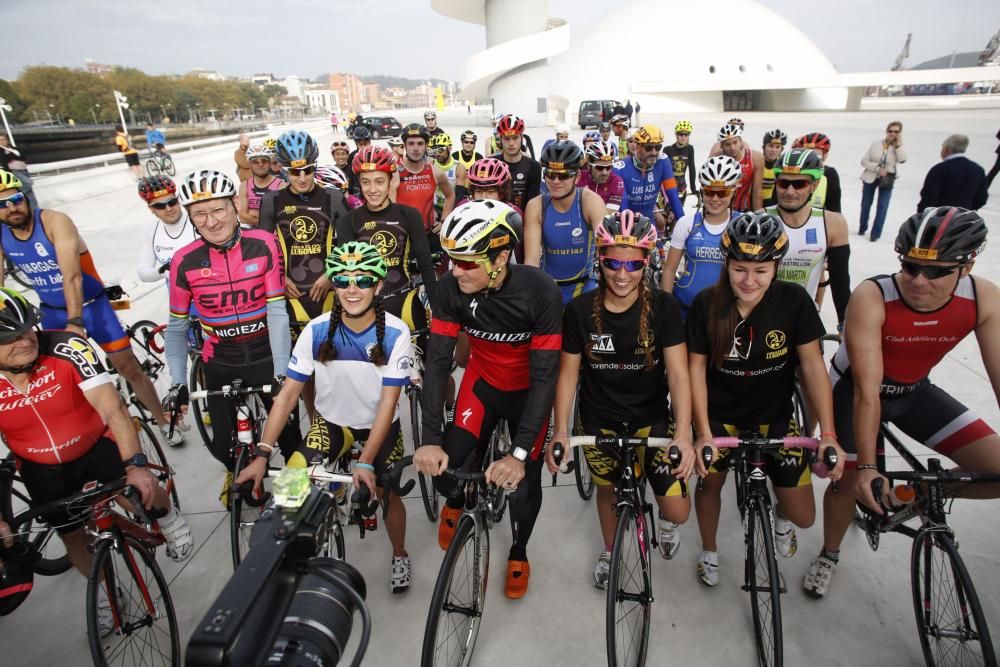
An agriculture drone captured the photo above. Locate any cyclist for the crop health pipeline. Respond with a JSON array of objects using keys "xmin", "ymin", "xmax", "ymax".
[
  {"xmin": 0, "ymin": 135, "xmax": 37, "ymax": 210},
  {"xmin": 452, "ymin": 131, "xmax": 483, "ymax": 172},
  {"xmin": 429, "ymin": 133, "xmax": 459, "ymax": 220},
  {"xmin": 579, "ymin": 140, "xmax": 626, "ymax": 212},
  {"xmin": 165, "ymin": 170, "xmax": 298, "ymax": 502},
  {"xmin": 144, "ymin": 122, "xmax": 167, "ymax": 156},
  {"xmin": 424, "ymin": 110, "xmax": 446, "ymax": 139},
  {"xmin": 347, "ymin": 125, "xmax": 373, "ymax": 196},
  {"xmin": 493, "ymin": 114, "xmax": 542, "ymax": 213},
  {"xmin": 793, "ymin": 133, "xmax": 841, "ymax": 213},
  {"xmin": 397, "ymin": 123, "xmax": 455, "ymax": 251},
  {"xmin": 136, "ymin": 176, "xmax": 196, "ymax": 285},
  {"xmin": 315, "ymin": 165, "xmax": 364, "ymax": 210},
  {"xmin": 388, "ymin": 136, "xmax": 405, "ymax": 164},
  {"xmin": 114, "ymin": 124, "xmax": 143, "ymax": 179},
  {"xmin": 766, "ymin": 148, "xmax": 851, "ymax": 329},
  {"xmin": 414, "ymin": 200, "xmax": 562, "ymax": 599},
  {"xmin": 541, "ymin": 123, "xmax": 571, "ymax": 153},
  {"xmin": 237, "ymin": 141, "xmax": 284, "ymax": 228},
  {"xmin": 598, "ymin": 121, "xmax": 612, "ymax": 145},
  {"xmin": 0, "ymin": 169, "xmax": 181, "ymax": 445},
  {"xmin": 662, "ymin": 156, "xmax": 743, "ymax": 319},
  {"xmin": 0, "ymin": 289, "xmax": 192, "ymax": 589},
  {"xmin": 804, "ymin": 207, "xmax": 1000, "ymax": 599},
  {"xmin": 687, "ymin": 212, "xmax": 844, "ymax": 586},
  {"xmin": 337, "ymin": 146, "xmax": 438, "ymax": 322},
  {"xmin": 613, "ymin": 125, "xmax": 685, "ymax": 230},
  {"xmin": 485, "ymin": 112, "xmax": 504, "ymax": 157},
  {"xmin": 716, "ymin": 123, "xmax": 763, "ymax": 212},
  {"xmin": 610, "ymin": 114, "xmax": 630, "ymax": 158},
  {"xmin": 663, "ymin": 120, "xmax": 697, "ymax": 202},
  {"xmin": 760, "ymin": 129, "xmax": 788, "ymax": 206},
  {"xmin": 259, "ymin": 130, "xmax": 350, "ymax": 332},
  {"xmin": 547, "ymin": 210, "xmax": 694, "ymax": 587},
  {"xmin": 581, "ymin": 130, "xmax": 601, "ymax": 154},
  {"xmin": 523, "ymin": 141, "xmax": 607, "ymax": 304},
  {"xmin": 331, "ymin": 139, "xmax": 352, "ymax": 173},
  {"xmin": 235, "ymin": 241, "xmax": 415, "ymax": 592}
]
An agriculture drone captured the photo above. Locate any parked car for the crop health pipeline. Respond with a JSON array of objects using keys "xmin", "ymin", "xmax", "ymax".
[
  {"xmin": 363, "ymin": 116, "xmax": 403, "ymax": 139},
  {"xmin": 577, "ymin": 100, "xmax": 621, "ymax": 129}
]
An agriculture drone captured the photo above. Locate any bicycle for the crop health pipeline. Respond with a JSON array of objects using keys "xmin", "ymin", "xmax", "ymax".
[
  {"xmin": 8, "ymin": 475, "xmax": 180, "ymax": 666},
  {"xmin": 562, "ymin": 435, "xmax": 683, "ymax": 667},
  {"xmin": 700, "ymin": 435, "xmax": 837, "ymax": 667},
  {"xmin": 569, "ymin": 392, "xmax": 595, "ymax": 500},
  {"xmin": 0, "ymin": 452, "xmax": 71, "ymax": 575},
  {"xmin": 189, "ymin": 380, "xmax": 275, "ymax": 569},
  {"xmin": 854, "ymin": 424, "xmax": 1000, "ymax": 667},
  {"xmin": 2, "ymin": 255, "xmax": 34, "ymax": 291},
  {"xmin": 144, "ymin": 146, "xmax": 175, "ymax": 177}
]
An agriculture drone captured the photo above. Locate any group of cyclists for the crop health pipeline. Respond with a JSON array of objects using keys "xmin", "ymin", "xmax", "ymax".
[{"xmin": 0, "ymin": 106, "xmax": 998, "ymax": 659}]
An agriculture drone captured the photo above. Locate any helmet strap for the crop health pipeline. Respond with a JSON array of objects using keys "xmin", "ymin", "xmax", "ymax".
[
  {"xmin": 200, "ymin": 223, "xmax": 242, "ymax": 252},
  {"xmin": 0, "ymin": 358, "xmax": 37, "ymax": 375}
]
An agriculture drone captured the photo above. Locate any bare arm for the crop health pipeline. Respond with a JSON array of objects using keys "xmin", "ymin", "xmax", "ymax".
[
  {"xmin": 688, "ymin": 350, "xmax": 715, "ymax": 475},
  {"xmin": 45, "ymin": 211, "xmax": 85, "ymax": 321},
  {"xmin": 661, "ymin": 247, "xmax": 683, "ymax": 292},
  {"xmin": 665, "ymin": 342, "xmax": 695, "ymax": 478},
  {"xmin": 237, "ymin": 181, "xmax": 260, "ymax": 227},
  {"xmin": 973, "ymin": 277, "xmax": 1000, "ymax": 410},
  {"xmin": 434, "ymin": 165, "xmax": 455, "ymax": 221},
  {"xmin": 522, "ymin": 195, "xmax": 544, "ymax": 267},
  {"xmin": 359, "ymin": 385, "xmax": 404, "ymax": 466},
  {"xmin": 260, "ymin": 378, "xmax": 306, "ymax": 446},
  {"xmin": 85, "ymin": 382, "xmax": 140, "ymax": 459},
  {"xmin": 798, "ymin": 339, "xmax": 845, "ymax": 479}
]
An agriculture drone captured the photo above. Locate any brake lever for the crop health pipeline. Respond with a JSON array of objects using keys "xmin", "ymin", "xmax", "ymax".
[
  {"xmin": 667, "ymin": 445, "xmax": 687, "ymax": 499},
  {"xmin": 233, "ymin": 480, "xmax": 270, "ymax": 508}
]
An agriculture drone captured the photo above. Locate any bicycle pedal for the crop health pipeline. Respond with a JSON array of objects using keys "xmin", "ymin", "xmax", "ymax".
[{"xmin": 363, "ymin": 516, "xmax": 378, "ymax": 532}]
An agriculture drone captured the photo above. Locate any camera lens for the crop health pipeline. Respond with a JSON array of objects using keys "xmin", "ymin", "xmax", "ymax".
[{"xmin": 266, "ymin": 558, "xmax": 366, "ymax": 666}]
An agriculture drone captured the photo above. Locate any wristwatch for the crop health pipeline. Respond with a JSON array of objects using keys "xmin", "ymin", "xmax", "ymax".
[
  {"xmin": 123, "ymin": 453, "xmax": 149, "ymax": 468},
  {"xmin": 66, "ymin": 316, "xmax": 85, "ymax": 328},
  {"xmin": 512, "ymin": 446, "xmax": 529, "ymax": 463}
]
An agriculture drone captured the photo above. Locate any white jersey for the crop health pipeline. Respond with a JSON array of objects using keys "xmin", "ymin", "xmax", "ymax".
[
  {"xmin": 136, "ymin": 211, "xmax": 197, "ymax": 283},
  {"xmin": 769, "ymin": 205, "xmax": 827, "ymax": 301},
  {"xmin": 286, "ymin": 311, "xmax": 413, "ymax": 429}
]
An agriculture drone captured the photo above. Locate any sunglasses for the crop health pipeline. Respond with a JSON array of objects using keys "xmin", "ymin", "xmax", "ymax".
[
  {"xmin": 641, "ymin": 144, "xmax": 663, "ymax": 152},
  {"xmin": 676, "ymin": 132, "xmax": 690, "ymax": 137},
  {"xmin": 150, "ymin": 198, "xmax": 179, "ymax": 210},
  {"xmin": 703, "ymin": 188, "xmax": 733, "ymax": 199},
  {"xmin": 592, "ymin": 165, "xmax": 613, "ymax": 172},
  {"xmin": 887, "ymin": 130, "xmax": 900, "ymax": 134},
  {"xmin": 600, "ymin": 256, "xmax": 648, "ymax": 272},
  {"xmin": 288, "ymin": 165, "xmax": 317, "ymax": 177},
  {"xmin": 544, "ymin": 170, "xmax": 577, "ymax": 181},
  {"xmin": 332, "ymin": 275, "xmax": 379, "ymax": 289},
  {"xmin": 0, "ymin": 192, "xmax": 26, "ymax": 209},
  {"xmin": 451, "ymin": 256, "xmax": 490, "ymax": 271},
  {"xmin": 776, "ymin": 178, "xmax": 812, "ymax": 191},
  {"xmin": 899, "ymin": 259, "xmax": 961, "ymax": 280},
  {"xmin": 462, "ymin": 140, "xmax": 476, "ymax": 145},
  {"xmin": 249, "ymin": 157, "xmax": 271, "ymax": 164}
]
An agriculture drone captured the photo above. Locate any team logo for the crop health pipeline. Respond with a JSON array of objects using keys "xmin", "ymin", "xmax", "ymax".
[
  {"xmin": 637, "ymin": 330, "xmax": 654, "ymax": 348},
  {"xmin": 283, "ymin": 205, "xmax": 298, "ymax": 215},
  {"xmin": 370, "ymin": 230, "xmax": 398, "ymax": 256},
  {"xmin": 571, "ymin": 227, "xmax": 583, "ymax": 238},
  {"xmin": 397, "ymin": 355, "xmax": 413, "ymax": 372},
  {"xmin": 291, "ymin": 216, "xmax": 318, "ymax": 243},
  {"xmin": 53, "ymin": 337, "xmax": 99, "ymax": 378},
  {"xmin": 765, "ymin": 330, "xmax": 786, "ymax": 350},
  {"xmin": 727, "ymin": 320, "xmax": 752, "ymax": 361},
  {"xmin": 647, "ymin": 173, "xmax": 654, "ymax": 183},
  {"xmin": 805, "ymin": 228, "xmax": 817, "ymax": 245},
  {"xmin": 365, "ymin": 341, "xmax": 377, "ymax": 361},
  {"xmin": 590, "ymin": 334, "xmax": 615, "ymax": 354},
  {"xmin": 469, "ymin": 298, "xmax": 479, "ymax": 318},
  {"xmin": 34, "ymin": 242, "xmax": 49, "ymax": 258}
]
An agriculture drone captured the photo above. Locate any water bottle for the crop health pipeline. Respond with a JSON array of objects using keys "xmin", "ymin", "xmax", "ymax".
[
  {"xmin": 236, "ymin": 405, "xmax": 253, "ymax": 445},
  {"xmin": 888, "ymin": 484, "xmax": 916, "ymax": 510}
]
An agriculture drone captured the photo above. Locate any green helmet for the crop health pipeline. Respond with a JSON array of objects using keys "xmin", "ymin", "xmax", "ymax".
[
  {"xmin": 773, "ymin": 148, "xmax": 824, "ymax": 181},
  {"xmin": 324, "ymin": 241, "xmax": 387, "ymax": 280}
]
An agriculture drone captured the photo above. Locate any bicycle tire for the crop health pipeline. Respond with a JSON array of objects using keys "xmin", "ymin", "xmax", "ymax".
[
  {"xmin": 163, "ymin": 157, "xmax": 176, "ymax": 177},
  {"xmin": 0, "ymin": 470, "xmax": 71, "ymax": 575},
  {"xmin": 144, "ymin": 159, "xmax": 160, "ymax": 177},
  {"xmin": 792, "ymin": 382, "xmax": 809, "ymax": 437},
  {"xmin": 411, "ymin": 386, "xmax": 440, "ymax": 521},
  {"xmin": 134, "ymin": 417, "xmax": 181, "ymax": 511},
  {"xmin": 86, "ymin": 533, "xmax": 180, "ymax": 666},
  {"xmin": 746, "ymin": 498, "xmax": 783, "ymax": 667},
  {"xmin": 421, "ymin": 515, "xmax": 488, "ymax": 667},
  {"xmin": 606, "ymin": 503, "xmax": 652, "ymax": 667},
  {"xmin": 486, "ymin": 422, "xmax": 510, "ymax": 524},
  {"xmin": 189, "ymin": 356, "xmax": 212, "ymax": 447},
  {"xmin": 321, "ymin": 506, "xmax": 347, "ymax": 561},
  {"xmin": 572, "ymin": 397, "xmax": 594, "ymax": 500},
  {"xmin": 230, "ymin": 446, "xmax": 267, "ymax": 570},
  {"xmin": 911, "ymin": 529, "xmax": 997, "ymax": 667}
]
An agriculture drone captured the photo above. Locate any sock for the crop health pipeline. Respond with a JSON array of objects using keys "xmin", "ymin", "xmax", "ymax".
[
  {"xmin": 820, "ymin": 547, "xmax": 840, "ymax": 564},
  {"xmin": 508, "ymin": 545, "xmax": 527, "ymax": 562},
  {"xmin": 700, "ymin": 549, "xmax": 718, "ymax": 564},
  {"xmin": 157, "ymin": 506, "xmax": 181, "ymax": 529},
  {"xmin": 604, "ymin": 543, "xmax": 613, "ymax": 553}
]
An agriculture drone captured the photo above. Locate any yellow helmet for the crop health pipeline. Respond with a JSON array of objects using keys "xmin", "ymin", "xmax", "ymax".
[
  {"xmin": 632, "ymin": 125, "xmax": 664, "ymax": 145},
  {"xmin": 428, "ymin": 133, "xmax": 452, "ymax": 151},
  {"xmin": 674, "ymin": 120, "xmax": 693, "ymax": 133},
  {"xmin": 0, "ymin": 170, "xmax": 23, "ymax": 191}
]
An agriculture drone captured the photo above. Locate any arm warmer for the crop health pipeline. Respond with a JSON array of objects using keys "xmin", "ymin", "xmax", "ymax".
[
  {"xmin": 266, "ymin": 299, "xmax": 291, "ymax": 376},
  {"xmin": 165, "ymin": 315, "xmax": 190, "ymax": 386},
  {"xmin": 828, "ymin": 243, "xmax": 851, "ymax": 325}
]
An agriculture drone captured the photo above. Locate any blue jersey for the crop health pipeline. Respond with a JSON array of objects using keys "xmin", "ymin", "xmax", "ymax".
[
  {"xmin": 614, "ymin": 155, "xmax": 684, "ymax": 221},
  {"xmin": 1, "ymin": 208, "xmax": 106, "ymax": 307},
  {"xmin": 673, "ymin": 212, "xmax": 732, "ymax": 318},
  {"xmin": 145, "ymin": 129, "xmax": 166, "ymax": 147},
  {"xmin": 539, "ymin": 188, "xmax": 597, "ymax": 303}
]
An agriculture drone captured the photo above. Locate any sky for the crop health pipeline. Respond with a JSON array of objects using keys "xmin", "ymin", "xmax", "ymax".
[{"xmin": 3, "ymin": 0, "xmax": 999, "ymax": 82}]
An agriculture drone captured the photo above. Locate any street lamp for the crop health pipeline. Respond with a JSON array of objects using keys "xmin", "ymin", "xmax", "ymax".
[
  {"xmin": 113, "ymin": 90, "xmax": 130, "ymax": 131},
  {"xmin": 90, "ymin": 103, "xmax": 101, "ymax": 125},
  {"xmin": 0, "ymin": 97, "xmax": 15, "ymax": 147}
]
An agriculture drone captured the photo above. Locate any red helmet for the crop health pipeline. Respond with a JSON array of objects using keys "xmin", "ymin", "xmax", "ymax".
[
  {"xmin": 467, "ymin": 158, "xmax": 511, "ymax": 189},
  {"xmin": 793, "ymin": 132, "xmax": 831, "ymax": 153},
  {"xmin": 351, "ymin": 146, "xmax": 397, "ymax": 175},
  {"xmin": 137, "ymin": 176, "xmax": 176, "ymax": 203},
  {"xmin": 496, "ymin": 114, "xmax": 525, "ymax": 137}
]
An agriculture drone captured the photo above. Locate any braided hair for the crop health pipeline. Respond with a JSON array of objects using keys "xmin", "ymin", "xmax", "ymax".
[
  {"xmin": 315, "ymin": 293, "xmax": 388, "ymax": 366},
  {"xmin": 585, "ymin": 267, "xmax": 655, "ymax": 370}
]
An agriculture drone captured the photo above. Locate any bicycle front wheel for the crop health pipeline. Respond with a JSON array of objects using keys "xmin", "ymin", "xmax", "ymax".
[
  {"xmin": 746, "ymin": 498, "xmax": 783, "ymax": 667},
  {"xmin": 144, "ymin": 159, "xmax": 160, "ymax": 177},
  {"xmin": 230, "ymin": 446, "xmax": 268, "ymax": 570},
  {"xmin": 411, "ymin": 386, "xmax": 439, "ymax": 521},
  {"xmin": 911, "ymin": 529, "xmax": 996, "ymax": 667},
  {"xmin": 421, "ymin": 515, "xmax": 489, "ymax": 667},
  {"xmin": 571, "ymin": 399, "xmax": 594, "ymax": 500},
  {"xmin": 606, "ymin": 504, "xmax": 652, "ymax": 667},
  {"xmin": 86, "ymin": 534, "xmax": 179, "ymax": 666},
  {"xmin": 163, "ymin": 156, "xmax": 176, "ymax": 176},
  {"xmin": 134, "ymin": 417, "xmax": 181, "ymax": 511},
  {"xmin": 0, "ymin": 471, "xmax": 70, "ymax": 576},
  {"xmin": 189, "ymin": 356, "xmax": 212, "ymax": 447}
]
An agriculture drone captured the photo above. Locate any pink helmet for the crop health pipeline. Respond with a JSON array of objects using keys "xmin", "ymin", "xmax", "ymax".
[
  {"xmin": 595, "ymin": 210, "xmax": 657, "ymax": 251},
  {"xmin": 467, "ymin": 157, "xmax": 511, "ymax": 189}
]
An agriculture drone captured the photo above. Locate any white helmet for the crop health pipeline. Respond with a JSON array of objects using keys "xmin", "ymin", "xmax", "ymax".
[
  {"xmin": 177, "ymin": 169, "xmax": 237, "ymax": 207},
  {"xmin": 717, "ymin": 123, "xmax": 744, "ymax": 142},
  {"xmin": 315, "ymin": 165, "xmax": 349, "ymax": 190},
  {"xmin": 698, "ymin": 155, "xmax": 743, "ymax": 188},
  {"xmin": 491, "ymin": 112, "xmax": 504, "ymax": 124},
  {"xmin": 440, "ymin": 200, "xmax": 521, "ymax": 258},
  {"xmin": 387, "ymin": 136, "xmax": 403, "ymax": 147},
  {"xmin": 554, "ymin": 122, "xmax": 570, "ymax": 136},
  {"xmin": 585, "ymin": 139, "xmax": 618, "ymax": 165},
  {"xmin": 245, "ymin": 141, "xmax": 274, "ymax": 159}
]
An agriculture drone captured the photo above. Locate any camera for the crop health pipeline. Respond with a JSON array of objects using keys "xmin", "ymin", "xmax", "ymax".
[{"xmin": 186, "ymin": 485, "xmax": 369, "ymax": 667}]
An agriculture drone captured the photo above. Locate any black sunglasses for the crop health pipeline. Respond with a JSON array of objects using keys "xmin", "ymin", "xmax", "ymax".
[
  {"xmin": 150, "ymin": 198, "xmax": 179, "ymax": 209},
  {"xmin": 899, "ymin": 259, "xmax": 961, "ymax": 280},
  {"xmin": 776, "ymin": 178, "xmax": 812, "ymax": 191}
]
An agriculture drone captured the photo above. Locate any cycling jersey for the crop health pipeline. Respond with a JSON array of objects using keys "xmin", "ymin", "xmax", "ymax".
[
  {"xmin": 686, "ymin": 280, "xmax": 824, "ymax": 425},
  {"xmin": 670, "ymin": 211, "xmax": 733, "ymax": 317},
  {"xmin": 0, "ymin": 331, "xmax": 112, "ymax": 465},
  {"xmin": 809, "ymin": 166, "xmax": 842, "ymax": 213},
  {"xmin": 452, "ymin": 150, "xmax": 483, "ymax": 171},
  {"xmin": 613, "ymin": 156, "xmax": 684, "ymax": 221},
  {"xmin": 496, "ymin": 154, "xmax": 542, "ymax": 214},
  {"xmin": 762, "ymin": 158, "xmax": 778, "ymax": 204},
  {"xmin": 662, "ymin": 143, "xmax": 696, "ymax": 195},
  {"xmin": 539, "ymin": 188, "xmax": 596, "ymax": 302},
  {"xmin": 397, "ymin": 162, "xmax": 438, "ymax": 231},
  {"xmin": 168, "ymin": 229, "xmax": 286, "ymax": 369},
  {"xmin": 136, "ymin": 211, "xmax": 197, "ymax": 283},
  {"xmin": 245, "ymin": 175, "xmax": 283, "ymax": 212},
  {"xmin": 577, "ymin": 170, "xmax": 626, "ymax": 211},
  {"xmin": 732, "ymin": 148, "xmax": 755, "ymax": 211},
  {"xmin": 287, "ymin": 311, "xmax": 413, "ymax": 429},
  {"xmin": 433, "ymin": 155, "xmax": 458, "ymax": 211},
  {"xmin": 768, "ymin": 204, "xmax": 827, "ymax": 302}
]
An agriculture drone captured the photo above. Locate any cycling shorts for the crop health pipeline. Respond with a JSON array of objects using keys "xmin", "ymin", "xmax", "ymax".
[
  {"xmin": 17, "ymin": 437, "xmax": 125, "ymax": 535},
  {"xmin": 581, "ymin": 420, "xmax": 683, "ymax": 497},
  {"xmin": 288, "ymin": 416, "xmax": 404, "ymax": 483},
  {"xmin": 39, "ymin": 295, "xmax": 129, "ymax": 353},
  {"xmin": 557, "ymin": 278, "xmax": 597, "ymax": 306},
  {"xmin": 833, "ymin": 377, "xmax": 995, "ymax": 465},
  {"xmin": 706, "ymin": 419, "xmax": 811, "ymax": 488}
]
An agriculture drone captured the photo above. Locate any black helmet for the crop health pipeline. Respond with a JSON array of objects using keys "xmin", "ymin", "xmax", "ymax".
[
  {"xmin": 351, "ymin": 125, "xmax": 372, "ymax": 142},
  {"xmin": 895, "ymin": 207, "xmax": 987, "ymax": 264},
  {"xmin": 401, "ymin": 123, "xmax": 430, "ymax": 142},
  {"xmin": 539, "ymin": 140, "xmax": 584, "ymax": 171},
  {"xmin": 0, "ymin": 287, "xmax": 41, "ymax": 342},
  {"xmin": 721, "ymin": 211, "xmax": 789, "ymax": 262}
]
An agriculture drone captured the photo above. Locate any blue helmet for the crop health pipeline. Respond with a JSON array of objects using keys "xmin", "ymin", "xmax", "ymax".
[
  {"xmin": 583, "ymin": 130, "xmax": 601, "ymax": 143},
  {"xmin": 275, "ymin": 130, "xmax": 319, "ymax": 168}
]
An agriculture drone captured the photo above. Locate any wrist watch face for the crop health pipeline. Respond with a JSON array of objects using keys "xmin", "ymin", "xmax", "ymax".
[
  {"xmin": 125, "ymin": 453, "xmax": 149, "ymax": 467},
  {"xmin": 512, "ymin": 447, "xmax": 529, "ymax": 462}
]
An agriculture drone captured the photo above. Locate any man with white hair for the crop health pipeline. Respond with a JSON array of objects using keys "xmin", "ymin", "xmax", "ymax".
[
  {"xmin": 541, "ymin": 123, "xmax": 570, "ymax": 153},
  {"xmin": 917, "ymin": 134, "xmax": 989, "ymax": 212}
]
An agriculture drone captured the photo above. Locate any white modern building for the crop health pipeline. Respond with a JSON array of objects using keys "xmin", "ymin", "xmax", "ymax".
[
  {"xmin": 304, "ymin": 89, "xmax": 341, "ymax": 114},
  {"xmin": 282, "ymin": 75, "xmax": 305, "ymax": 102}
]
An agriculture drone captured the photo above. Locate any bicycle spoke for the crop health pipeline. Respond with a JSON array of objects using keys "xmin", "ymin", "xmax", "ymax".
[
  {"xmin": 435, "ymin": 533, "xmax": 483, "ymax": 665},
  {"xmin": 611, "ymin": 509, "xmax": 650, "ymax": 667}
]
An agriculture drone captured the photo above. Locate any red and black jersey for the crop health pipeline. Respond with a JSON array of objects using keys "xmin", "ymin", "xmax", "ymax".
[
  {"xmin": 422, "ymin": 264, "xmax": 562, "ymax": 451},
  {"xmin": 0, "ymin": 331, "xmax": 113, "ymax": 465}
]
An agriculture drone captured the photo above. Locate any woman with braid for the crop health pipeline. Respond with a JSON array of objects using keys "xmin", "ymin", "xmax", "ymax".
[
  {"xmin": 236, "ymin": 241, "xmax": 415, "ymax": 593},
  {"xmin": 545, "ymin": 210, "xmax": 695, "ymax": 590}
]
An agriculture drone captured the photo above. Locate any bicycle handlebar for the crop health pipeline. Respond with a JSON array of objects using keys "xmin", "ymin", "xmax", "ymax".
[
  {"xmin": 347, "ymin": 456, "xmax": 415, "ymax": 536},
  {"xmin": 567, "ymin": 435, "xmax": 673, "ymax": 448},
  {"xmin": 700, "ymin": 436, "xmax": 839, "ymax": 478},
  {"xmin": 189, "ymin": 383, "xmax": 273, "ymax": 400}
]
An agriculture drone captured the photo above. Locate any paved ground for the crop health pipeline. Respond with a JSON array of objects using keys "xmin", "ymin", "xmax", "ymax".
[{"xmin": 2, "ymin": 107, "xmax": 1000, "ymax": 665}]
